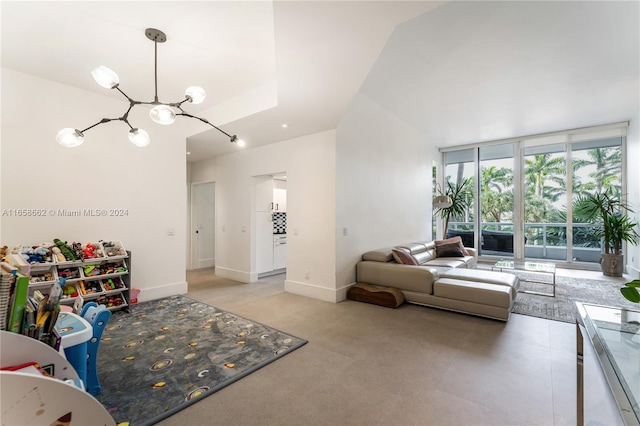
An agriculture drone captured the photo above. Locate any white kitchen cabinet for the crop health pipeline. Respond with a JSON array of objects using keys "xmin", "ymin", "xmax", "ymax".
[
  {"xmin": 256, "ymin": 178, "xmax": 287, "ymax": 212},
  {"xmin": 273, "ymin": 179, "xmax": 287, "ymax": 212},
  {"xmin": 256, "ymin": 178, "xmax": 275, "ymax": 212},
  {"xmin": 273, "ymin": 235, "xmax": 287, "ymax": 270}
]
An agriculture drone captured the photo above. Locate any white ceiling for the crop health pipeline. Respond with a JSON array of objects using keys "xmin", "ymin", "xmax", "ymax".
[
  {"xmin": 1, "ymin": 0, "xmax": 441, "ymax": 160},
  {"xmin": 2, "ymin": 1, "xmax": 638, "ymax": 162},
  {"xmin": 360, "ymin": 1, "xmax": 640, "ymax": 148}
]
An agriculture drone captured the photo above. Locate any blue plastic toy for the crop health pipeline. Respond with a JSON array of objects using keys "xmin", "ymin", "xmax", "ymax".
[{"xmin": 79, "ymin": 302, "xmax": 112, "ymax": 395}]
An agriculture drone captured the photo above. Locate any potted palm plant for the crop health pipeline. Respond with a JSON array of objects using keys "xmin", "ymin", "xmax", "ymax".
[
  {"xmin": 434, "ymin": 177, "xmax": 472, "ymax": 240},
  {"xmin": 573, "ymin": 189, "xmax": 639, "ymax": 276}
]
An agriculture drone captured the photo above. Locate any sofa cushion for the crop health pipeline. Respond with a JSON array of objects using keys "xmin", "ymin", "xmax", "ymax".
[
  {"xmin": 395, "ymin": 243, "xmax": 433, "ymax": 265},
  {"xmin": 362, "ymin": 249, "xmax": 394, "ymax": 262},
  {"xmin": 435, "ymin": 236, "xmax": 469, "ymax": 256},
  {"xmin": 439, "ymin": 268, "xmax": 520, "ymax": 295},
  {"xmin": 434, "ymin": 278, "xmax": 512, "ymax": 309},
  {"xmin": 392, "ymin": 247, "xmax": 419, "ymax": 265},
  {"xmin": 425, "ymin": 258, "xmax": 467, "ymax": 268},
  {"xmin": 435, "ymin": 242, "xmax": 465, "ymax": 258}
]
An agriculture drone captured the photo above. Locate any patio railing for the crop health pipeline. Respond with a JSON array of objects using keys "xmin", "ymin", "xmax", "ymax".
[{"xmin": 447, "ymin": 222, "xmax": 601, "ymax": 263}]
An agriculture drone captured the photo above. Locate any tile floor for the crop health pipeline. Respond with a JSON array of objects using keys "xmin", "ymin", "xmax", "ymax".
[{"xmin": 157, "ymin": 268, "xmax": 626, "ymax": 426}]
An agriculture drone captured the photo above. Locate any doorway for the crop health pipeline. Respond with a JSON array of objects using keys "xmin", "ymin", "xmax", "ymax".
[
  {"xmin": 254, "ymin": 173, "xmax": 287, "ymax": 278},
  {"xmin": 191, "ymin": 182, "xmax": 215, "ymax": 270}
]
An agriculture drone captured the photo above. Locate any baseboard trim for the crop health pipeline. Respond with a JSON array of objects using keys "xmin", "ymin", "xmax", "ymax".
[
  {"xmin": 284, "ymin": 280, "xmax": 354, "ymax": 303},
  {"xmin": 215, "ymin": 266, "xmax": 252, "ymax": 283},
  {"xmin": 138, "ymin": 281, "xmax": 188, "ymax": 303}
]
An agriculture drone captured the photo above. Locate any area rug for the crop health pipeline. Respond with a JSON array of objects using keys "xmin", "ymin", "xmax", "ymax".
[
  {"xmin": 95, "ymin": 295, "xmax": 307, "ymax": 426},
  {"xmin": 512, "ymin": 275, "xmax": 639, "ymax": 323}
]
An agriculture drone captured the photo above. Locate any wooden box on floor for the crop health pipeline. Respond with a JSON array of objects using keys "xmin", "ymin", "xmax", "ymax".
[{"xmin": 347, "ymin": 283, "xmax": 404, "ymax": 308}]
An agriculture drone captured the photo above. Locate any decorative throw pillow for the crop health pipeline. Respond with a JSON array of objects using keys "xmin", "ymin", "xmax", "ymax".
[
  {"xmin": 435, "ymin": 236, "xmax": 469, "ymax": 256},
  {"xmin": 391, "ymin": 247, "xmax": 419, "ymax": 265},
  {"xmin": 435, "ymin": 242, "xmax": 466, "ymax": 258}
]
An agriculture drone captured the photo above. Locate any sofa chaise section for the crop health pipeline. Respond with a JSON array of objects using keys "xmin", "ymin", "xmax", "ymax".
[{"xmin": 355, "ymin": 240, "xmax": 519, "ymax": 321}]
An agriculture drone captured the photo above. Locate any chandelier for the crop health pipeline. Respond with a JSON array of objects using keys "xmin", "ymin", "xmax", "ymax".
[{"xmin": 56, "ymin": 28, "xmax": 244, "ymax": 148}]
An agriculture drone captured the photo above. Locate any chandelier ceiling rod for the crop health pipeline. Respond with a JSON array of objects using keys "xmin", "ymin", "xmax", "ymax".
[{"xmin": 56, "ymin": 28, "xmax": 244, "ymax": 148}]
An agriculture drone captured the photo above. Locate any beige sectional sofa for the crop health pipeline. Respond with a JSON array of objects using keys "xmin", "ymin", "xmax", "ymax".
[{"xmin": 355, "ymin": 240, "xmax": 520, "ymax": 321}]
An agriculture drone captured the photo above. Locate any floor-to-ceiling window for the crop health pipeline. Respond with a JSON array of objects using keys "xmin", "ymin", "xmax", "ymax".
[
  {"xmin": 480, "ymin": 144, "xmax": 515, "ymax": 257},
  {"xmin": 439, "ymin": 122, "xmax": 627, "ymax": 267},
  {"xmin": 571, "ymin": 135, "xmax": 623, "ymax": 263},
  {"xmin": 523, "ymin": 142, "xmax": 567, "ymax": 261}
]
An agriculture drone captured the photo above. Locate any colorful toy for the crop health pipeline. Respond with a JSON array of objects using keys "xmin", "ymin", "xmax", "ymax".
[
  {"xmin": 29, "ymin": 272, "xmax": 54, "ymax": 283},
  {"xmin": 100, "ymin": 240, "xmax": 126, "ymax": 257},
  {"xmin": 103, "ymin": 279, "xmax": 115, "ymax": 291},
  {"xmin": 72, "ymin": 242, "xmax": 85, "ymax": 261},
  {"xmin": 58, "ymin": 268, "xmax": 80, "ymax": 280},
  {"xmin": 83, "ymin": 281, "xmax": 101, "ymax": 294},
  {"xmin": 21, "ymin": 245, "xmax": 52, "ymax": 264},
  {"xmin": 51, "ymin": 246, "xmax": 66, "ymax": 262},
  {"xmin": 82, "ymin": 243, "xmax": 100, "ymax": 259},
  {"xmin": 62, "ymin": 282, "xmax": 79, "ymax": 298},
  {"xmin": 83, "ymin": 265, "xmax": 102, "ymax": 276},
  {"xmin": 53, "ymin": 238, "xmax": 77, "ymax": 261}
]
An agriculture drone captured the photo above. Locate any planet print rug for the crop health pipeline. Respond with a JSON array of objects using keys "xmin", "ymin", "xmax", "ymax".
[{"xmin": 95, "ymin": 295, "xmax": 307, "ymax": 425}]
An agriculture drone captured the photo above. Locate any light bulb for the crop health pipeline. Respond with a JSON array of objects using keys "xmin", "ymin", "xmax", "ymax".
[
  {"xmin": 237, "ymin": 139, "xmax": 246, "ymax": 147},
  {"xmin": 56, "ymin": 128, "xmax": 84, "ymax": 147},
  {"xmin": 149, "ymin": 105, "xmax": 176, "ymax": 125},
  {"xmin": 185, "ymin": 86, "xmax": 206, "ymax": 104},
  {"xmin": 128, "ymin": 128, "xmax": 150, "ymax": 147},
  {"xmin": 91, "ymin": 65, "xmax": 119, "ymax": 89}
]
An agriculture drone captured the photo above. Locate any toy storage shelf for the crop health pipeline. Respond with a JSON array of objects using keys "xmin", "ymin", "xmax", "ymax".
[{"xmin": 28, "ymin": 251, "xmax": 132, "ymax": 313}]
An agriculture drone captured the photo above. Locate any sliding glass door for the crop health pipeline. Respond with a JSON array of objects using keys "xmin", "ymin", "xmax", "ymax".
[
  {"xmin": 523, "ymin": 143, "xmax": 568, "ymax": 261},
  {"xmin": 571, "ymin": 136, "xmax": 623, "ymax": 263},
  {"xmin": 479, "ymin": 144, "xmax": 514, "ymax": 257}
]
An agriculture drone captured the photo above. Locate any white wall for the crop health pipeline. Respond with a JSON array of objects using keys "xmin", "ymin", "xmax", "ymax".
[
  {"xmin": 626, "ymin": 120, "xmax": 640, "ymax": 278},
  {"xmin": 190, "ymin": 93, "xmax": 442, "ymax": 303},
  {"xmin": 335, "ymin": 93, "xmax": 439, "ymax": 292},
  {"xmin": 190, "ymin": 129, "xmax": 337, "ymax": 301},
  {"xmin": 1, "ymin": 68, "xmax": 187, "ymax": 301}
]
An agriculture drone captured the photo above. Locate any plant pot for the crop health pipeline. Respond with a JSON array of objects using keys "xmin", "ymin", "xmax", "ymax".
[{"xmin": 600, "ymin": 253, "xmax": 624, "ymax": 277}]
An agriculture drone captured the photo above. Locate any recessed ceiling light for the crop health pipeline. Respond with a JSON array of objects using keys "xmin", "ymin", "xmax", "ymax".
[
  {"xmin": 282, "ymin": 124, "xmax": 288, "ymax": 128},
  {"xmin": 186, "ymin": 152, "xmax": 191, "ymax": 155}
]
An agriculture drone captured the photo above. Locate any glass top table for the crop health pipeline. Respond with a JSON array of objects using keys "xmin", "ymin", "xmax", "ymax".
[
  {"xmin": 576, "ymin": 302, "xmax": 640, "ymax": 425},
  {"xmin": 492, "ymin": 260, "xmax": 556, "ymax": 297}
]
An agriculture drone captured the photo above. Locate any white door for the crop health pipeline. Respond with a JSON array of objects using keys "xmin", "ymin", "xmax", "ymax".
[{"xmin": 193, "ymin": 182, "xmax": 215, "ymax": 269}]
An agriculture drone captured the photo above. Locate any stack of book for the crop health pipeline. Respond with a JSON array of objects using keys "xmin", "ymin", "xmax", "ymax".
[
  {"xmin": 0, "ymin": 265, "xmax": 14, "ymax": 330},
  {"xmin": 1, "ymin": 262, "xmax": 61, "ymax": 350}
]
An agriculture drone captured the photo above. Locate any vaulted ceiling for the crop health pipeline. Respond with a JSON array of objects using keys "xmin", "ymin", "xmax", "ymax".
[{"xmin": 2, "ymin": 1, "xmax": 637, "ymax": 162}]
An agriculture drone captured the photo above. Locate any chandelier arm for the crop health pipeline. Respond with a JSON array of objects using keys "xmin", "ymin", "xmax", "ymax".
[
  {"xmin": 121, "ymin": 104, "xmax": 135, "ymax": 123},
  {"xmin": 121, "ymin": 117, "xmax": 135, "ymax": 131},
  {"xmin": 80, "ymin": 118, "xmax": 116, "ymax": 133},
  {"xmin": 114, "ymin": 86, "xmax": 139, "ymax": 105},
  {"xmin": 176, "ymin": 98, "xmax": 190, "ymax": 107},
  {"xmin": 176, "ymin": 112, "xmax": 235, "ymax": 140}
]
